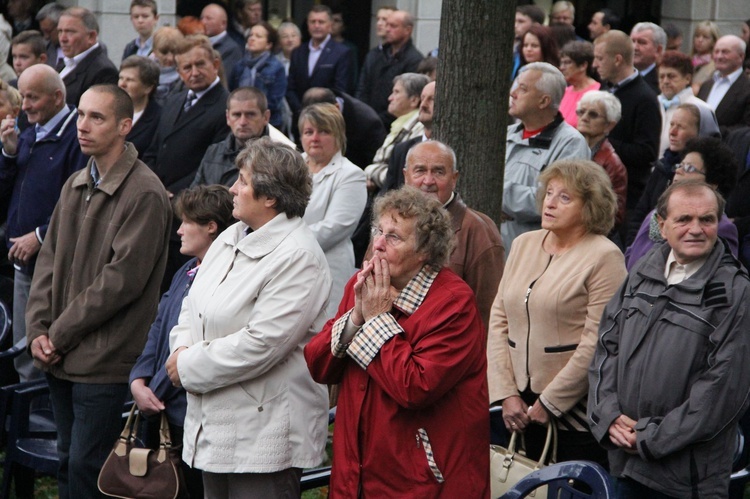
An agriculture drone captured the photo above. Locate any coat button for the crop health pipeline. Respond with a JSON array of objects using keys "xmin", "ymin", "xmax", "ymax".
[{"xmin": 359, "ymin": 384, "xmax": 365, "ymax": 390}]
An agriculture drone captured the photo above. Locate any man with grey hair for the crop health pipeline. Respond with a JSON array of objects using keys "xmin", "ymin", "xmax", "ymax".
[
  {"xmin": 698, "ymin": 35, "xmax": 750, "ymax": 136},
  {"xmin": 502, "ymin": 62, "xmax": 590, "ymax": 251},
  {"xmin": 403, "ymin": 140, "xmax": 505, "ymax": 327},
  {"xmin": 357, "ymin": 9, "xmax": 423, "ymax": 127},
  {"xmin": 550, "ymin": 1, "xmax": 575, "ymax": 26},
  {"xmin": 364, "ymin": 72, "xmax": 428, "ymax": 191},
  {"xmin": 57, "ymin": 7, "xmax": 118, "ymax": 106},
  {"xmin": 36, "ymin": 2, "xmax": 65, "ymax": 70},
  {"xmin": 631, "ymin": 22, "xmax": 666, "ymax": 94}
]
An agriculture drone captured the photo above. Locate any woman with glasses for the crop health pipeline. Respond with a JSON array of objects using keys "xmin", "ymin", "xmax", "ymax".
[
  {"xmin": 625, "ymin": 103, "xmax": 720, "ymax": 246},
  {"xmin": 625, "ymin": 136, "xmax": 738, "ymax": 269},
  {"xmin": 487, "ymin": 159, "xmax": 626, "ymax": 467},
  {"xmin": 299, "ymin": 103, "xmax": 367, "ymax": 318},
  {"xmin": 305, "ymin": 186, "xmax": 491, "ymax": 497},
  {"xmin": 575, "ymin": 91, "xmax": 627, "ymax": 238}
]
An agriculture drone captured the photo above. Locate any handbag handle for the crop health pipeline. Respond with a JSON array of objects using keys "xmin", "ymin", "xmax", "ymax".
[
  {"xmin": 118, "ymin": 405, "xmax": 140, "ymax": 443},
  {"xmin": 508, "ymin": 421, "xmax": 557, "ymax": 468},
  {"xmin": 157, "ymin": 412, "xmax": 172, "ymax": 463}
]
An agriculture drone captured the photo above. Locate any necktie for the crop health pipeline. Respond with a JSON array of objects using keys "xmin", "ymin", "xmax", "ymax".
[{"xmin": 183, "ymin": 91, "xmax": 196, "ymax": 112}]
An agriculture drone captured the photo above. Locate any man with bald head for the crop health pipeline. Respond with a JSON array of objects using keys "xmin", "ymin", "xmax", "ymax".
[
  {"xmin": 201, "ymin": 3, "xmax": 243, "ymax": 78},
  {"xmin": 698, "ymin": 35, "xmax": 750, "ymax": 136},
  {"xmin": 357, "ymin": 9, "xmax": 423, "ymax": 127},
  {"xmin": 404, "ymin": 140, "xmax": 505, "ymax": 327},
  {"xmin": 0, "ymin": 64, "xmax": 87, "ymax": 383},
  {"xmin": 594, "ymin": 30, "xmax": 660, "ymax": 212},
  {"xmin": 57, "ymin": 7, "xmax": 118, "ymax": 105}
]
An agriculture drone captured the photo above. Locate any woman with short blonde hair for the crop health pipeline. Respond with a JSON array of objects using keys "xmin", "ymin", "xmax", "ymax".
[{"xmin": 488, "ymin": 159, "xmax": 626, "ymax": 466}]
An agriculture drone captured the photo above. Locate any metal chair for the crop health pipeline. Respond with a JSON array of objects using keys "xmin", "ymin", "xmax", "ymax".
[
  {"xmin": 299, "ymin": 407, "xmax": 336, "ymax": 492},
  {"xmin": 1, "ymin": 382, "xmax": 58, "ymax": 499},
  {"xmin": 499, "ymin": 460, "xmax": 614, "ymax": 499},
  {"xmin": 0, "ymin": 298, "xmax": 12, "ymax": 352}
]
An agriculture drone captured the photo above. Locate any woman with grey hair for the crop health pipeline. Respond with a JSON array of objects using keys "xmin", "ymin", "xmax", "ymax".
[
  {"xmin": 166, "ymin": 137, "xmax": 332, "ymax": 497},
  {"xmin": 576, "ymin": 90, "xmax": 627, "ymax": 229},
  {"xmin": 305, "ymin": 186, "xmax": 491, "ymax": 497},
  {"xmin": 488, "ymin": 159, "xmax": 627, "ymax": 467},
  {"xmin": 299, "ymin": 103, "xmax": 367, "ymax": 318}
]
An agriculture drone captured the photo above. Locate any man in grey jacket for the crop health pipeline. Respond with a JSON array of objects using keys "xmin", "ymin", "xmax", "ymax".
[
  {"xmin": 589, "ymin": 181, "xmax": 750, "ymax": 498},
  {"xmin": 502, "ymin": 62, "xmax": 590, "ymax": 252},
  {"xmin": 191, "ymin": 87, "xmax": 293, "ymax": 188}
]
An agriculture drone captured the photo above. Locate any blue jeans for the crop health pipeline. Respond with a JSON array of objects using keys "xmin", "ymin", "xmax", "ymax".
[{"xmin": 46, "ymin": 375, "xmax": 128, "ymax": 499}]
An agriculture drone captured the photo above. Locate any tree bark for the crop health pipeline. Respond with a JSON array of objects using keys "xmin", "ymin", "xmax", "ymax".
[{"xmin": 433, "ymin": 0, "xmax": 514, "ymax": 223}]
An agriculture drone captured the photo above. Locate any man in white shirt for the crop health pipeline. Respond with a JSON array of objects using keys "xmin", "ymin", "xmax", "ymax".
[
  {"xmin": 286, "ymin": 5, "xmax": 352, "ymax": 124},
  {"xmin": 56, "ymin": 7, "xmax": 118, "ymax": 106},
  {"xmin": 698, "ymin": 35, "xmax": 750, "ymax": 136}
]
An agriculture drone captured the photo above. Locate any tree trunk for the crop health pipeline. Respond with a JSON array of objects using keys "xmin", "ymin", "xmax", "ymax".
[{"xmin": 433, "ymin": 0, "xmax": 514, "ymax": 223}]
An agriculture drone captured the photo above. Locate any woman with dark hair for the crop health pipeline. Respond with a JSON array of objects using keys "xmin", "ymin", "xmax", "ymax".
[
  {"xmin": 130, "ymin": 184, "xmax": 234, "ymax": 498},
  {"xmin": 559, "ymin": 41, "xmax": 600, "ymax": 127},
  {"xmin": 119, "ymin": 55, "xmax": 162, "ymax": 159},
  {"xmin": 520, "ymin": 25, "xmax": 560, "ymax": 68},
  {"xmin": 230, "ymin": 21, "xmax": 287, "ymax": 128},
  {"xmin": 626, "ymin": 103, "xmax": 719, "ymax": 245},
  {"xmin": 625, "ymin": 136, "xmax": 739, "ymax": 269}
]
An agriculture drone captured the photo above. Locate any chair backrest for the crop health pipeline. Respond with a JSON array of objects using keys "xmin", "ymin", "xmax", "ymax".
[
  {"xmin": 499, "ymin": 461, "xmax": 614, "ymax": 499},
  {"xmin": 0, "ymin": 299, "xmax": 11, "ymax": 347}
]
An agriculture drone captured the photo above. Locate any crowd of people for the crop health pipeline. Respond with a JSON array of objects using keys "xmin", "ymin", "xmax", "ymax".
[{"xmin": 1, "ymin": 1, "xmax": 750, "ymax": 498}]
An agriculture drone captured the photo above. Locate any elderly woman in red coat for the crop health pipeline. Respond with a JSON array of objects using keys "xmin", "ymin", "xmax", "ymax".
[{"xmin": 305, "ymin": 186, "xmax": 490, "ymax": 498}]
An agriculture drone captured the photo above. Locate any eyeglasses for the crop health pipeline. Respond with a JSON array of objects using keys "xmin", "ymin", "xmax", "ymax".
[
  {"xmin": 371, "ymin": 227, "xmax": 405, "ymax": 247},
  {"xmin": 575, "ymin": 109, "xmax": 604, "ymax": 120},
  {"xmin": 674, "ymin": 163, "xmax": 706, "ymax": 175}
]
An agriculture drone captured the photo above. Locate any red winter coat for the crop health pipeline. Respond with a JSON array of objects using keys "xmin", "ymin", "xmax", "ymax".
[{"xmin": 305, "ymin": 268, "xmax": 490, "ymax": 498}]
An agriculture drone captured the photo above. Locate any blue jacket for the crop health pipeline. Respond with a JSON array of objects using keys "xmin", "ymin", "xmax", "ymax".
[
  {"xmin": 129, "ymin": 258, "xmax": 196, "ymax": 426},
  {"xmin": 230, "ymin": 52, "xmax": 287, "ymax": 129},
  {"xmin": 0, "ymin": 107, "xmax": 87, "ymax": 275}
]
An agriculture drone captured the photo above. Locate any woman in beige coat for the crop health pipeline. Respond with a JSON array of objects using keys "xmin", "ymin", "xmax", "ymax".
[{"xmin": 487, "ymin": 159, "xmax": 627, "ymax": 465}]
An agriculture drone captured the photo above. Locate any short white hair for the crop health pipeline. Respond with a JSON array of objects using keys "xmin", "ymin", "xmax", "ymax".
[
  {"xmin": 578, "ymin": 90, "xmax": 621, "ymax": 123},
  {"xmin": 631, "ymin": 22, "xmax": 667, "ymax": 50},
  {"xmin": 518, "ymin": 62, "xmax": 566, "ymax": 111}
]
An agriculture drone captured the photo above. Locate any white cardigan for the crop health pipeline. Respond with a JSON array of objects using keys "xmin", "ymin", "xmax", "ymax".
[
  {"xmin": 303, "ymin": 150, "xmax": 367, "ymax": 318},
  {"xmin": 170, "ymin": 215, "xmax": 331, "ymax": 473}
]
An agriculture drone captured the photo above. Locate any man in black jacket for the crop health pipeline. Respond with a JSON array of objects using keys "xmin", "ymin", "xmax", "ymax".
[
  {"xmin": 192, "ymin": 87, "xmax": 294, "ymax": 188},
  {"xmin": 143, "ymin": 35, "xmax": 228, "ymax": 286},
  {"xmin": 356, "ymin": 10, "xmax": 423, "ymax": 128},
  {"xmin": 594, "ymin": 30, "xmax": 661, "ymax": 211},
  {"xmin": 57, "ymin": 7, "xmax": 118, "ymax": 106}
]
